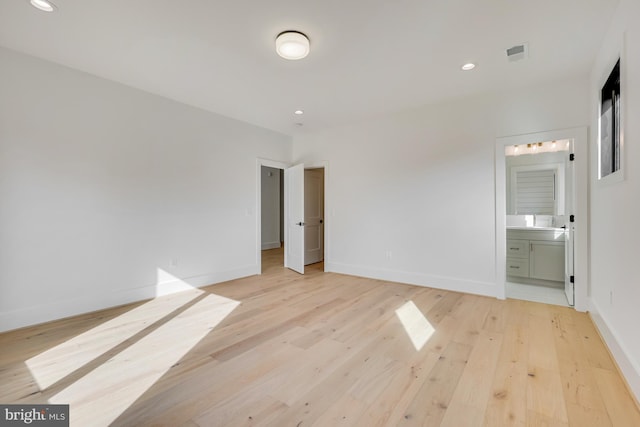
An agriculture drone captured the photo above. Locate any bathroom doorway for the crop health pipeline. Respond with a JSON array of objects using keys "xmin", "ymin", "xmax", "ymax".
[
  {"xmin": 504, "ymin": 139, "xmax": 573, "ymax": 306},
  {"xmin": 495, "ymin": 128, "xmax": 588, "ymax": 311}
]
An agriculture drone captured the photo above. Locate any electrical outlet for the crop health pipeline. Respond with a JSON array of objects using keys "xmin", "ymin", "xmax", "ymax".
[
  {"xmin": 170, "ymin": 258, "xmax": 178, "ymax": 268},
  {"xmin": 385, "ymin": 250, "xmax": 392, "ymax": 260}
]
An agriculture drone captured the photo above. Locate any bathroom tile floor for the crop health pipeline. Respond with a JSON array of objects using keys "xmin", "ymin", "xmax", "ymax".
[{"xmin": 506, "ymin": 281, "xmax": 570, "ymax": 307}]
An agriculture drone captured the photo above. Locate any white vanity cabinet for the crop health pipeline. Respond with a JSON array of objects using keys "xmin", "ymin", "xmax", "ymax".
[
  {"xmin": 530, "ymin": 241, "xmax": 564, "ymax": 281},
  {"xmin": 506, "ymin": 239, "xmax": 529, "ymax": 278},
  {"xmin": 506, "ymin": 228, "xmax": 565, "ymax": 283}
]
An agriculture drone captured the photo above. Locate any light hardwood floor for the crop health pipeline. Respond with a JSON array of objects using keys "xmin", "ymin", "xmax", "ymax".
[{"xmin": 1, "ymin": 247, "xmax": 639, "ymax": 426}]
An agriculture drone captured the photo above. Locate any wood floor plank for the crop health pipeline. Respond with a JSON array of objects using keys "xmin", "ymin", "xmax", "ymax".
[
  {"xmin": 527, "ymin": 310, "xmax": 560, "ymax": 372},
  {"xmin": 422, "ymin": 292, "xmax": 463, "ymax": 326},
  {"xmin": 526, "ymin": 366, "xmax": 569, "ymax": 424},
  {"xmin": 288, "ymin": 285, "xmax": 398, "ymax": 348},
  {"xmin": 483, "ymin": 361, "xmax": 528, "ymax": 427},
  {"xmin": 574, "ymin": 312, "xmax": 617, "ymax": 371},
  {"xmin": 113, "ymin": 336, "xmax": 305, "ymax": 425},
  {"xmin": 1, "ymin": 247, "xmax": 638, "ymax": 426},
  {"xmin": 267, "ymin": 337, "xmax": 357, "ymax": 406},
  {"xmin": 440, "ymin": 331, "xmax": 503, "ymax": 426},
  {"xmin": 551, "ymin": 310, "xmax": 613, "ymax": 427},
  {"xmin": 355, "ymin": 349, "xmax": 442, "ymax": 427},
  {"xmin": 398, "ymin": 341, "xmax": 473, "ymax": 426},
  {"xmin": 450, "ymin": 295, "xmax": 492, "ymax": 347},
  {"xmin": 270, "ymin": 339, "xmax": 399, "ymax": 426},
  {"xmin": 311, "ymin": 394, "xmax": 368, "ymax": 427},
  {"xmin": 482, "ymin": 297, "xmax": 510, "ymax": 334},
  {"xmin": 225, "ymin": 398, "xmax": 289, "ymax": 427},
  {"xmin": 483, "ymin": 301, "xmax": 530, "ymax": 426},
  {"xmin": 593, "ymin": 367, "xmax": 640, "ymax": 426},
  {"xmin": 347, "ymin": 354, "xmax": 401, "ymax": 405},
  {"xmin": 209, "ymin": 297, "xmax": 345, "ymax": 361},
  {"xmin": 526, "ymin": 410, "xmax": 569, "ymax": 427}
]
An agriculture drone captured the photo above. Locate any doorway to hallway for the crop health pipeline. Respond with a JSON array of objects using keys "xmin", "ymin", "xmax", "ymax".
[{"xmin": 257, "ymin": 159, "xmax": 328, "ymax": 275}]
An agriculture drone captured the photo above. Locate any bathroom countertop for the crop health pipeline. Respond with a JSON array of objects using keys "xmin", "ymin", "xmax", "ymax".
[{"xmin": 506, "ymin": 226, "xmax": 565, "ymax": 232}]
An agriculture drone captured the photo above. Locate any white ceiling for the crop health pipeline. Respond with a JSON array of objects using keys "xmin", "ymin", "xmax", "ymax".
[{"xmin": 0, "ymin": 0, "xmax": 618, "ymax": 135}]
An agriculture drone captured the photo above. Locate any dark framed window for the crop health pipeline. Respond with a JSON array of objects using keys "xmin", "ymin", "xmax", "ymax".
[{"xmin": 599, "ymin": 59, "xmax": 621, "ymax": 178}]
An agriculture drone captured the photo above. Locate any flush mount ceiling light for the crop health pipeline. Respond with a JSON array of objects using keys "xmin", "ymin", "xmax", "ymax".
[
  {"xmin": 461, "ymin": 63, "xmax": 476, "ymax": 71},
  {"xmin": 294, "ymin": 110, "xmax": 304, "ymax": 115},
  {"xmin": 29, "ymin": 0, "xmax": 57, "ymax": 12},
  {"xmin": 276, "ymin": 31, "xmax": 310, "ymax": 60}
]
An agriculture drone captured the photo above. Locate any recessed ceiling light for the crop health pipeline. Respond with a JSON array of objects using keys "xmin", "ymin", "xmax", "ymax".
[
  {"xmin": 276, "ymin": 31, "xmax": 310, "ymax": 60},
  {"xmin": 29, "ymin": 0, "xmax": 57, "ymax": 12},
  {"xmin": 461, "ymin": 63, "xmax": 476, "ymax": 71},
  {"xmin": 294, "ymin": 110, "xmax": 304, "ymax": 115}
]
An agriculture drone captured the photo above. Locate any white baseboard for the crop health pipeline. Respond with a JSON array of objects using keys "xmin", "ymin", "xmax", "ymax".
[
  {"xmin": 0, "ymin": 265, "xmax": 258, "ymax": 333},
  {"xmin": 261, "ymin": 241, "xmax": 281, "ymax": 250},
  {"xmin": 325, "ymin": 262, "xmax": 498, "ymax": 298},
  {"xmin": 589, "ymin": 298, "xmax": 640, "ymax": 403}
]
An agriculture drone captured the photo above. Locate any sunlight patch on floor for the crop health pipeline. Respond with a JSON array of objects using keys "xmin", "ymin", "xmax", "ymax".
[
  {"xmin": 49, "ymin": 293, "xmax": 239, "ymax": 426},
  {"xmin": 155, "ymin": 268, "xmax": 201, "ymax": 296},
  {"xmin": 26, "ymin": 287, "xmax": 205, "ymax": 390},
  {"xmin": 395, "ymin": 300, "xmax": 434, "ymax": 351}
]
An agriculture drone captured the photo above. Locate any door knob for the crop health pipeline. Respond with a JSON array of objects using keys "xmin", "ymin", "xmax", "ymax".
[{"xmin": 320, "ymin": 219, "xmax": 323, "ymax": 224}]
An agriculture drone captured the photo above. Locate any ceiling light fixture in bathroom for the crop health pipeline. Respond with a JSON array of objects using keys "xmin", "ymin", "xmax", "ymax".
[
  {"xmin": 506, "ymin": 140, "xmax": 571, "ymax": 156},
  {"xmin": 461, "ymin": 63, "xmax": 476, "ymax": 71}
]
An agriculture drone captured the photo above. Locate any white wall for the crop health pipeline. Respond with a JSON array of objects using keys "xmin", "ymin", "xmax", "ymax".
[
  {"xmin": 0, "ymin": 47, "xmax": 291, "ymax": 331},
  {"xmin": 293, "ymin": 77, "xmax": 588, "ymax": 298},
  {"xmin": 261, "ymin": 166, "xmax": 281, "ymax": 249},
  {"xmin": 588, "ymin": 0, "xmax": 640, "ymax": 401}
]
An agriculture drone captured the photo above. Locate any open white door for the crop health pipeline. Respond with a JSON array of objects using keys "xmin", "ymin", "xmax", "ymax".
[
  {"xmin": 284, "ymin": 164, "xmax": 305, "ymax": 274},
  {"xmin": 564, "ymin": 144, "xmax": 575, "ymax": 306}
]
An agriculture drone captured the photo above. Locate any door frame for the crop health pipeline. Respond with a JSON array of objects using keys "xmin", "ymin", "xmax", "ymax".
[
  {"xmin": 256, "ymin": 158, "xmax": 329, "ymax": 274},
  {"xmin": 495, "ymin": 127, "xmax": 588, "ymax": 311},
  {"xmin": 256, "ymin": 158, "xmax": 289, "ymax": 274},
  {"xmin": 304, "ymin": 163, "xmax": 328, "ymax": 267}
]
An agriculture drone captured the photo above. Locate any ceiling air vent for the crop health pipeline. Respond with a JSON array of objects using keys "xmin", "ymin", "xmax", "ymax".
[{"xmin": 506, "ymin": 43, "xmax": 528, "ymax": 62}]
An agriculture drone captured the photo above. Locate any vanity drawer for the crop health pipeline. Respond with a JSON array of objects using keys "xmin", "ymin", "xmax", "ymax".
[
  {"xmin": 507, "ymin": 239, "xmax": 529, "ymax": 259},
  {"xmin": 506, "ymin": 258, "xmax": 529, "ymax": 278}
]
